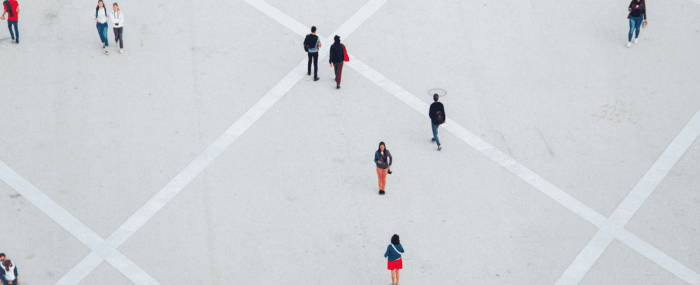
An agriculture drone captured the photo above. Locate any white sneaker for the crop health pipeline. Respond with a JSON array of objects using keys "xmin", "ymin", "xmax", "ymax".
[
  {"xmin": 120, "ymin": 49, "xmax": 123, "ymax": 54},
  {"xmin": 626, "ymin": 42, "xmax": 631, "ymax": 48},
  {"xmin": 634, "ymin": 38, "xmax": 638, "ymax": 44}
]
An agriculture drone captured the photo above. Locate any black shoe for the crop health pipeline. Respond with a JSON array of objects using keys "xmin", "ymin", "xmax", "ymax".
[
  {"xmin": 336, "ymin": 86, "xmax": 340, "ymax": 89},
  {"xmin": 379, "ymin": 190, "xmax": 385, "ymax": 195},
  {"xmin": 314, "ymin": 77, "xmax": 319, "ymax": 81},
  {"xmin": 388, "ymin": 170, "xmax": 392, "ymax": 174},
  {"xmin": 438, "ymin": 146, "xmax": 442, "ymax": 151},
  {"xmin": 307, "ymin": 72, "xmax": 311, "ymax": 76}
]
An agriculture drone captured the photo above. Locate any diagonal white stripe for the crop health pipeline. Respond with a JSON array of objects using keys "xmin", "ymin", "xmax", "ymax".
[{"xmin": 557, "ymin": 109, "xmax": 700, "ymax": 285}]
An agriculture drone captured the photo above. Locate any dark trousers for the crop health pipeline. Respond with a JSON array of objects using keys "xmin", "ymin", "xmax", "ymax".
[
  {"xmin": 7, "ymin": 20, "xmax": 18, "ymax": 40},
  {"xmin": 333, "ymin": 62, "xmax": 344, "ymax": 86},
  {"xmin": 307, "ymin": 52, "xmax": 318, "ymax": 78},
  {"xmin": 113, "ymin": 27, "xmax": 123, "ymax": 49}
]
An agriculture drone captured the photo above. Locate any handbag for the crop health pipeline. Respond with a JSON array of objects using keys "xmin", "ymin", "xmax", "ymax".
[{"xmin": 342, "ymin": 44, "xmax": 350, "ymax": 62}]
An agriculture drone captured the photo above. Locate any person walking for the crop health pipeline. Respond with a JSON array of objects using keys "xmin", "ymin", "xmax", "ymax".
[
  {"xmin": 384, "ymin": 234, "xmax": 404, "ymax": 285},
  {"xmin": 0, "ymin": 259, "xmax": 18, "ymax": 285},
  {"xmin": 110, "ymin": 2, "xmax": 123, "ymax": 54},
  {"xmin": 1, "ymin": 0, "xmax": 19, "ymax": 44},
  {"xmin": 626, "ymin": 0, "xmax": 647, "ymax": 48},
  {"xmin": 304, "ymin": 26, "xmax": 321, "ymax": 81},
  {"xmin": 374, "ymin": 142, "xmax": 392, "ymax": 195},
  {"xmin": 329, "ymin": 35, "xmax": 346, "ymax": 89},
  {"xmin": 429, "ymin": 93, "xmax": 445, "ymax": 151},
  {"xmin": 93, "ymin": 0, "xmax": 109, "ymax": 55}
]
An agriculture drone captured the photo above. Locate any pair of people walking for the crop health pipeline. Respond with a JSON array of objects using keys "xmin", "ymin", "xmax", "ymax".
[
  {"xmin": 626, "ymin": 0, "xmax": 647, "ymax": 48},
  {"xmin": 304, "ymin": 26, "xmax": 349, "ymax": 89},
  {"xmin": 1, "ymin": 0, "xmax": 19, "ymax": 44},
  {"xmin": 93, "ymin": 0, "xmax": 124, "ymax": 55},
  {"xmin": 0, "ymin": 253, "xmax": 18, "ymax": 285}
]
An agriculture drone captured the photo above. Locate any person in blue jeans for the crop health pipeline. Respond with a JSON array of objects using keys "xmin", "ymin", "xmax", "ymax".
[
  {"xmin": 1, "ymin": 0, "xmax": 19, "ymax": 44},
  {"xmin": 429, "ymin": 93, "xmax": 445, "ymax": 151},
  {"xmin": 626, "ymin": 0, "xmax": 647, "ymax": 48},
  {"xmin": 93, "ymin": 0, "xmax": 109, "ymax": 55}
]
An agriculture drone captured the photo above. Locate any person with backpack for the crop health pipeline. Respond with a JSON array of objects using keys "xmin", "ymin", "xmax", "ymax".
[
  {"xmin": 0, "ymin": 259, "xmax": 18, "ymax": 285},
  {"xmin": 626, "ymin": 0, "xmax": 647, "ymax": 48},
  {"xmin": 1, "ymin": 0, "xmax": 19, "ymax": 44},
  {"xmin": 304, "ymin": 26, "xmax": 321, "ymax": 81},
  {"xmin": 93, "ymin": 0, "xmax": 109, "ymax": 55},
  {"xmin": 429, "ymin": 93, "xmax": 445, "ymax": 151},
  {"xmin": 329, "ymin": 35, "xmax": 347, "ymax": 89},
  {"xmin": 110, "ymin": 2, "xmax": 124, "ymax": 54},
  {"xmin": 384, "ymin": 234, "xmax": 404, "ymax": 285},
  {"xmin": 374, "ymin": 142, "xmax": 392, "ymax": 195}
]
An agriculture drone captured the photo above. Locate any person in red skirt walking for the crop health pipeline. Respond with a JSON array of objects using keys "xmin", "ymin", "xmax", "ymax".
[{"xmin": 384, "ymin": 234, "xmax": 404, "ymax": 285}]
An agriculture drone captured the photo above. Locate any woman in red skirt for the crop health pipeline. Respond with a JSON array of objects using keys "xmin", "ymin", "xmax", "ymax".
[{"xmin": 384, "ymin": 234, "xmax": 404, "ymax": 285}]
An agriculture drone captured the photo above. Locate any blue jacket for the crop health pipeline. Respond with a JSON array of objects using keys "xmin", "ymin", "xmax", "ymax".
[
  {"xmin": 384, "ymin": 244, "xmax": 404, "ymax": 261},
  {"xmin": 374, "ymin": 150, "xmax": 392, "ymax": 169},
  {"xmin": 0, "ymin": 265, "xmax": 18, "ymax": 282}
]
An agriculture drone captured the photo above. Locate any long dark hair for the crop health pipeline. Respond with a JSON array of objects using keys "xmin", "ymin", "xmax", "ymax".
[
  {"xmin": 3, "ymin": 259, "xmax": 11, "ymax": 271},
  {"xmin": 391, "ymin": 234, "xmax": 400, "ymax": 245},
  {"xmin": 377, "ymin": 142, "xmax": 386, "ymax": 152},
  {"xmin": 96, "ymin": 0, "xmax": 107, "ymax": 17},
  {"xmin": 3, "ymin": 1, "xmax": 14, "ymax": 18}
]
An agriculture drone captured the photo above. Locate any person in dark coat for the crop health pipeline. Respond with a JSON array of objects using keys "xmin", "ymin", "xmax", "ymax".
[
  {"xmin": 329, "ymin": 35, "xmax": 345, "ymax": 89},
  {"xmin": 626, "ymin": 0, "xmax": 647, "ymax": 48},
  {"xmin": 374, "ymin": 142, "xmax": 392, "ymax": 195},
  {"xmin": 429, "ymin": 93, "xmax": 445, "ymax": 151}
]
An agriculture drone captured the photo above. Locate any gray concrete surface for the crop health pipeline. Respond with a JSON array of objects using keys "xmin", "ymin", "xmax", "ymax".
[{"xmin": 0, "ymin": 0, "xmax": 699, "ymax": 284}]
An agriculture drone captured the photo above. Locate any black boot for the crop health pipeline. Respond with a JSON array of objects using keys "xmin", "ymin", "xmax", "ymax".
[{"xmin": 379, "ymin": 190, "xmax": 385, "ymax": 195}]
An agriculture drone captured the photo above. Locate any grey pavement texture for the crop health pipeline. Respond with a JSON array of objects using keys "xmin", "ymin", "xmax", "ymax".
[{"xmin": 0, "ymin": 0, "xmax": 699, "ymax": 284}]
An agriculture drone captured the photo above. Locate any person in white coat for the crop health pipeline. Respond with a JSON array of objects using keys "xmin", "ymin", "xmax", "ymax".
[
  {"xmin": 110, "ymin": 2, "xmax": 124, "ymax": 53},
  {"xmin": 93, "ymin": 0, "xmax": 109, "ymax": 55}
]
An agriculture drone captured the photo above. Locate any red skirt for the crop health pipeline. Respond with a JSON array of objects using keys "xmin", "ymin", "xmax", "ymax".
[{"xmin": 387, "ymin": 258, "xmax": 403, "ymax": 270}]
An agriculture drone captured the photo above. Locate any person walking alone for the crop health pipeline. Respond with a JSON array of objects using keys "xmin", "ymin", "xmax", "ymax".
[
  {"xmin": 304, "ymin": 26, "xmax": 321, "ymax": 81},
  {"xmin": 329, "ymin": 35, "xmax": 346, "ymax": 89},
  {"xmin": 0, "ymin": 259, "xmax": 18, "ymax": 285},
  {"xmin": 384, "ymin": 234, "xmax": 404, "ymax": 285},
  {"xmin": 1, "ymin": 0, "xmax": 19, "ymax": 44},
  {"xmin": 626, "ymin": 0, "xmax": 647, "ymax": 48},
  {"xmin": 429, "ymin": 93, "xmax": 445, "ymax": 151},
  {"xmin": 110, "ymin": 2, "xmax": 123, "ymax": 54},
  {"xmin": 374, "ymin": 142, "xmax": 392, "ymax": 195},
  {"xmin": 93, "ymin": 0, "xmax": 109, "ymax": 55}
]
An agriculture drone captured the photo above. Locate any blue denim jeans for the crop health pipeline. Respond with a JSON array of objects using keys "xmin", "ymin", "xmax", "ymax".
[
  {"xmin": 7, "ymin": 20, "xmax": 18, "ymax": 40},
  {"xmin": 432, "ymin": 123, "xmax": 441, "ymax": 146},
  {"xmin": 96, "ymin": 22, "xmax": 108, "ymax": 46},
  {"xmin": 628, "ymin": 16, "xmax": 643, "ymax": 42}
]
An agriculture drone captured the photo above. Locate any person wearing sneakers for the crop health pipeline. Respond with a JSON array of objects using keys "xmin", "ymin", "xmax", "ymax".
[
  {"xmin": 0, "ymin": 259, "xmax": 18, "ymax": 285},
  {"xmin": 1, "ymin": 0, "xmax": 19, "ymax": 44},
  {"xmin": 429, "ymin": 93, "xmax": 445, "ymax": 151},
  {"xmin": 304, "ymin": 26, "xmax": 321, "ymax": 81},
  {"xmin": 626, "ymin": 0, "xmax": 647, "ymax": 48},
  {"xmin": 384, "ymin": 234, "xmax": 404, "ymax": 285},
  {"xmin": 374, "ymin": 142, "xmax": 392, "ymax": 195},
  {"xmin": 110, "ymin": 2, "xmax": 123, "ymax": 54},
  {"xmin": 93, "ymin": 0, "xmax": 109, "ymax": 55}
]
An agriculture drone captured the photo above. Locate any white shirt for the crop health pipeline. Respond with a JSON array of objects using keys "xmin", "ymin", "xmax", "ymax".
[
  {"xmin": 110, "ymin": 10, "xmax": 124, "ymax": 27},
  {"xmin": 3, "ymin": 262, "xmax": 16, "ymax": 281},
  {"xmin": 93, "ymin": 8, "xmax": 108, "ymax": 23}
]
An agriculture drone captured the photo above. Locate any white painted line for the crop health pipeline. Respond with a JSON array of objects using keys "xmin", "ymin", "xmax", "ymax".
[
  {"xmin": 614, "ymin": 228, "xmax": 700, "ymax": 285},
  {"xmin": 59, "ymin": 1, "xmax": 390, "ymax": 283},
  {"xmin": 344, "ymin": 55, "xmax": 609, "ymax": 228},
  {"xmin": 557, "ymin": 109, "xmax": 700, "ymax": 285},
  {"xmin": 0, "ymin": 160, "xmax": 159, "ymax": 285}
]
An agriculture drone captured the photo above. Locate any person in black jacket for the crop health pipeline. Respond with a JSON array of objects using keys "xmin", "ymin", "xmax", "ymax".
[
  {"xmin": 429, "ymin": 93, "xmax": 445, "ymax": 151},
  {"xmin": 626, "ymin": 0, "xmax": 647, "ymax": 48},
  {"xmin": 305, "ymin": 26, "xmax": 321, "ymax": 81},
  {"xmin": 329, "ymin": 35, "xmax": 344, "ymax": 89}
]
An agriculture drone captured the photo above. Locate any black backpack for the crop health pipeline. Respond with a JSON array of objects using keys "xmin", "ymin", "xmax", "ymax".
[
  {"xmin": 436, "ymin": 110, "xmax": 445, "ymax": 124},
  {"xmin": 303, "ymin": 34, "xmax": 317, "ymax": 52}
]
